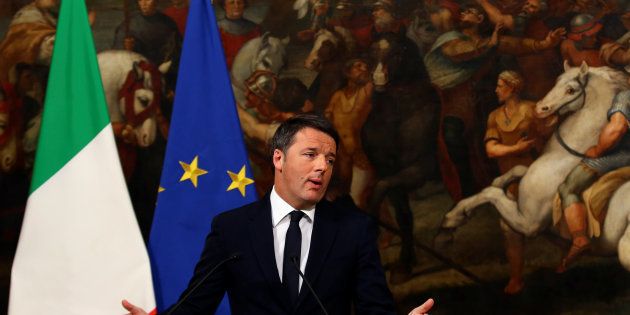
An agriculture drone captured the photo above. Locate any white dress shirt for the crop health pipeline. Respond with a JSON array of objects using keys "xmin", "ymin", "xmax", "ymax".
[{"xmin": 270, "ymin": 187, "xmax": 315, "ymax": 292}]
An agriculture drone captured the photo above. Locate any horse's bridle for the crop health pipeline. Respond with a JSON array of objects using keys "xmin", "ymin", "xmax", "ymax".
[
  {"xmin": 118, "ymin": 61, "xmax": 162, "ymax": 128},
  {"xmin": 553, "ymin": 73, "xmax": 590, "ymax": 159}
]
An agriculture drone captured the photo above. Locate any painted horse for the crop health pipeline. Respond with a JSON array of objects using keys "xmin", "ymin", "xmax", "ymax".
[
  {"xmin": 362, "ymin": 31, "xmax": 440, "ymax": 283},
  {"xmin": 437, "ymin": 62, "xmax": 630, "ymax": 292}
]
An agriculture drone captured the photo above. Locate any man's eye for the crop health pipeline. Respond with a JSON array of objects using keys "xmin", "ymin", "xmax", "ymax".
[{"xmin": 327, "ymin": 159, "xmax": 335, "ymax": 165}]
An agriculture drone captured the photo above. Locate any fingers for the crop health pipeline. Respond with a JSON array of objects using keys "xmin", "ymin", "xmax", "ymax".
[
  {"xmin": 121, "ymin": 299, "xmax": 146, "ymax": 315},
  {"xmin": 408, "ymin": 298, "xmax": 435, "ymax": 315},
  {"xmin": 122, "ymin": 299, "xmax": 135, "ymax": 311},
  {"xmin": 554, "ymin": 28, "xmax": 567, "ymax": 36}
]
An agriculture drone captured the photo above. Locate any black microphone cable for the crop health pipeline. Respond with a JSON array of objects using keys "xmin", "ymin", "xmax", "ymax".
[
  {"xmin": 166, "ymin": 253, "xmax": 241, "ymax": 315},
  {"xmin": 290, "ymin": 256, "xmax": 329, "ymax": 315}
]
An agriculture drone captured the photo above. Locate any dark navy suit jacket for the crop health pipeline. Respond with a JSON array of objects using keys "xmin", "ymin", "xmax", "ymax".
[{"xmin": 168, "ymin": 195, "xmax": 396, "ymax": 315}]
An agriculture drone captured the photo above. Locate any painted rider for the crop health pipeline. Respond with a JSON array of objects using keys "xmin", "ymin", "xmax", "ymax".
[{"xmin": 556, "ymin": 89, "xmax": 630, "ymax": 272}]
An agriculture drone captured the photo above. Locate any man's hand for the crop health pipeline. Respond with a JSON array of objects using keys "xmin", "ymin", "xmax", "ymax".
[
  {"xmin": 122, "ymin": 299, "xmax": 148, "ymax": 315},
  {"xmin": 408, "ymin": 298, "xmax": 435, "ymax": 315},
  {"xmin": 544, "ymin": 27, "xmax": 567, "ymax": 47},
  {"xmin": 515, "ymin": 137, "xmax": 536, "ymax": 151}
]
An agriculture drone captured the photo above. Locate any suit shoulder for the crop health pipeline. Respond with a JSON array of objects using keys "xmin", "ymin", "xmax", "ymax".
[
  {"xmin": 319, "ymin": 198, "xmax": 374, "ymax": 226},
  {"xmin": 213, "ymin": 199, "xmax": 262, "ymax": 224}
]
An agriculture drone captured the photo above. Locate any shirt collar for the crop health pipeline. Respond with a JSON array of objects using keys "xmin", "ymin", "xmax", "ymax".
[{"xmin": 270, "ymin": 186, "xmax": 315, "ymax": 227}]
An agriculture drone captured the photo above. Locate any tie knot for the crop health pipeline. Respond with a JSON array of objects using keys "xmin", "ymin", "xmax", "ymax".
[{"xmin": 289, "ymin": 210, "xmax": 304, "ymax": 223}]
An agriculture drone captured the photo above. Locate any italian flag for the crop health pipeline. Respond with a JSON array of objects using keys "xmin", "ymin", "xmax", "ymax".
[{"xmin": 9, "ymin": 0, "xmax": 156, "ymax": 314}]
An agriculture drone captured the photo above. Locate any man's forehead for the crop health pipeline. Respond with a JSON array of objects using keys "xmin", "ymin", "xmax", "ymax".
[
  {"xmin": 526, "ymin": 0, "xmax": 540, "ymax": 7},
  {"xmin": 462, "ymin": 8, "xmax": 480, "ymax": 15},
  {"xmin": 292, "ymin": 128, "xmax": 336, "ymax": 148}
]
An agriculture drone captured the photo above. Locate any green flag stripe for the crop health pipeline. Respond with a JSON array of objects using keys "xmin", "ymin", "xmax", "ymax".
[{"xmin": 29, "ymin": 0, "xmax": 110, "ymax": 193}]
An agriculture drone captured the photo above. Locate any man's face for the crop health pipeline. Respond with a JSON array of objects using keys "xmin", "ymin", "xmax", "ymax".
[
  {"xmin": 36, "ymin": 0, "xmax": 60, "ymax": 15},
  {"xmin": 224, "ymin": 0, "xmax": 246, "ymax": 20},
  {"xmin": 495, "ymin": 78, "xmax": 514, "ymax": 103},
  {"xmin": 346, "ymin": 61, "xmax": 370, "ymax": 85},
  {"xmin": 459, "ymin": 8, "xmax": 483, "ymax": 28},
  {"xmin": 138, "ymin": 0, "xmax": 158, "ymax": 16},
  {"xmin": 521, "ymin": 0, "xmax": 541, "ymax": 16},
  {"xmin": 579, "ymin": 33, "xmax": 598, "ymax": 48},
  {"xmin": 273, "ymin": 127, "xmax": 336, "ymax": 209},
  {"xmin": 373, "ymin": 7, "xmax": 395, "ymax": 29}
]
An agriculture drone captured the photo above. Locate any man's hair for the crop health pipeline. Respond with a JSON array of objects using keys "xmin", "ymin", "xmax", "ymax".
[
  {"xmin": 343, "ymin": 58, "xmax": 367, "ymax": 77},
  {"xmin": 269, "ymin": 114, "xmax": 340, "ymax": 156},
  {"xmin": 498, "ymin": 70, "xmax": 525, "ymax": 94},
  {"xmin": 216, "ymin": 0, "xmax": 248, "ymax": 8}
]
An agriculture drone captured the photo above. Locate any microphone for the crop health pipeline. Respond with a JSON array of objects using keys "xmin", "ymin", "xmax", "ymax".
[
  {"xmin": 166, "ymin": 253, "xmax": 241, "ymax": 315},
  {"xmin": 290, "ymin": 256, "xmax": 329, "ymax": 315}
]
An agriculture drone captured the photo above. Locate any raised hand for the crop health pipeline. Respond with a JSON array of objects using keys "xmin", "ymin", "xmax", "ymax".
[
  {"xmin": 122, "ymin": 299, "xmax": 149, "ymax": 315},
  {"xmin": 408, "ymin": 298, "xmax": 435, "ymax": 315}
]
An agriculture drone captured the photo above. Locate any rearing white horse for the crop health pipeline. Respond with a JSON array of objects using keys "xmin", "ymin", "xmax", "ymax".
[{"xmin": 437, "ymin": 61, "xmax": 630, "ymax": 288}]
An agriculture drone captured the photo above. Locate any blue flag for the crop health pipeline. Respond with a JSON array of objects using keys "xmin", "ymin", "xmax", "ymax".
[{"xmin": 148, "ymin": 0, "xmax": 257, "ymax": 312}]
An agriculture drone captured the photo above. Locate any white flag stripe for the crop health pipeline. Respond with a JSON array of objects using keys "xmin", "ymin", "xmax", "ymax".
[{"xmin": 10, "ymin": 125, "xmax": 155, "ymax": 314}]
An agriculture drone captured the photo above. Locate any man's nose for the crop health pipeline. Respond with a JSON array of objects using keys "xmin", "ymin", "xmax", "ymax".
[{"xmin": 314, "ymin": 155, "xmax": 329, "ymax": 172}]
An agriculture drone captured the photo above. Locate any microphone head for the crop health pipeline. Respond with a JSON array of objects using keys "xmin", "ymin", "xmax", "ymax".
[{"xmin": 230, "ymin": 252, "xmax": 243, "ymax": 260}]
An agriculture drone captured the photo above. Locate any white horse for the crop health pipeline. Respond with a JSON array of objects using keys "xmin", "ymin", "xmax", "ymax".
[
  {"xmin": 97, "ymin": 50, "xmax": 170, "ymax": 148},
  {"xmin": 437, "ymin": 62, "xmax": 630, "ymax": 288},
  {"xmin": 231, "ymin": 33, "xmax": 290, "ymax": 105}
]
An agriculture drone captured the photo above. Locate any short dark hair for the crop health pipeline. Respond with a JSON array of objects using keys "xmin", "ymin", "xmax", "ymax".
[
  {"xmin": 215, "ymin": 0, "xmax": 248, "ymax": 8},
  {"xmin": 269, "ymin": 114, "xmax": 340, "ymax": 156}
]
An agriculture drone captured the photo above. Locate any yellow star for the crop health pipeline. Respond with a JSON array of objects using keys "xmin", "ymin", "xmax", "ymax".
[
  {"xmin": 179, "ymin": 156, "xmax": 208, "ymax": 188},
  {"xmin": 227, "ymin": 165, "xmax": 255, "ymax": 197},
  {"xmin": 158, "ymin": 186, "xmax": 165, "ymax": 193}
]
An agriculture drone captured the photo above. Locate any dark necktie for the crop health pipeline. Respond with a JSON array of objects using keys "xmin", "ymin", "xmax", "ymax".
[{"xmin": 283, "ymin": 210, "xmax": 304, "ymax": 305}]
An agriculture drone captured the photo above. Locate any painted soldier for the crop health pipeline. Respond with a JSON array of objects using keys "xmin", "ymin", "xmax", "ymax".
[
  {"xmin": 560, "ymin": 14, "xmax": 607, "ymax": 67},
  {"xmin": 556, "ymin": 89, "xmax": 630, "ymax": 272},
  {"xmin": 217, "ymin": 0, "xmax": 261, "ymax": 70}
]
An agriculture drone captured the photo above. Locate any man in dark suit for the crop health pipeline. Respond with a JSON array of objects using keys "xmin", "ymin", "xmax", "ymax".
[{"xmin": 123, "ymin": 114, "xmax": 434, "ymax": 314}]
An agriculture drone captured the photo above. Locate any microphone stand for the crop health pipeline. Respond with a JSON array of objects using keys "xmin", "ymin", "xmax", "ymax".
[
  {"xmin": 166, "ymin": 253, "xmax": 241, "ymax": 315},
  {"xmin": 290, "ymin": 256, "xmax": 329, "ymax": 315}
]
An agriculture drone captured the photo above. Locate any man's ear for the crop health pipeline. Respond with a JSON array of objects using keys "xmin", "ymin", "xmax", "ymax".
[{"xmin": 272, "ymin": 149, "xmax": 284, "ymax": 171}]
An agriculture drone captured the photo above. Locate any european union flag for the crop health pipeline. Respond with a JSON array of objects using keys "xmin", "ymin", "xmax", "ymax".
[{"xmin": 148, "ymin": 0, "xmax": 257, "ymax": 312}]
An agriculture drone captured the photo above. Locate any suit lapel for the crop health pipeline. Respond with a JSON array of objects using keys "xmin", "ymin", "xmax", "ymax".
[
  {"xmin": 247, "ymin": 196, "xmax": 290, "ymax": 311},
  {"xmin": 296, "ymin": 201, "xmax": 339, "ymax": 309}
]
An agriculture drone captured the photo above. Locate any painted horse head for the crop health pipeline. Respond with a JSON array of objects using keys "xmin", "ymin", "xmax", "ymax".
[
  {"xmin": 536, "ymin": 61, "xmax": 628, "ymax": 118},
  {"xmin": 118, "ymin": 60, "xmax": 171, "ymax": 147},
  {"xmin": 304, "ymin": 26, "xmax": 355, "ymax": 71}
]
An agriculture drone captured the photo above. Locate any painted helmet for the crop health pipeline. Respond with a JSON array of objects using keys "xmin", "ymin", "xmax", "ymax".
[
  {"xmin": 245, "ymin": 70, "xmax": 277, "ymax": 101},
  {"xmin": 567, "ymin": 14, "xmax": 602, "ymax": 41}
]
